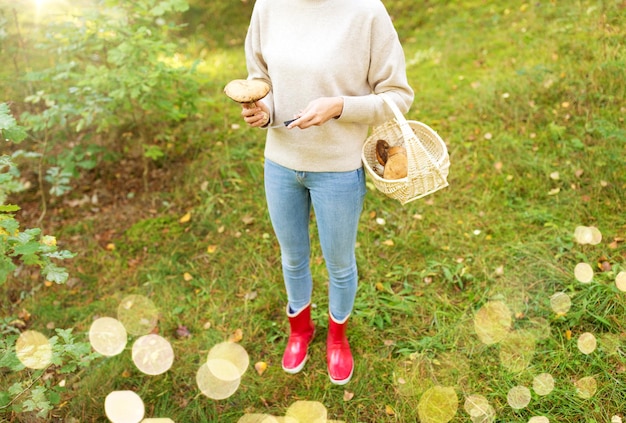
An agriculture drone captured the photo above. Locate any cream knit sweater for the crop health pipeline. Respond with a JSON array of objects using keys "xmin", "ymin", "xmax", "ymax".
[{"xmin": 245, "ymin": 0, "xmax": 414, "ymax": 172}]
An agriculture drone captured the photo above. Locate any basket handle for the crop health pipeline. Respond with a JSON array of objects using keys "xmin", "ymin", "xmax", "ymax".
[{"xmin": 378, "ymin": 92, "xmax": 416, "ymax": 143}]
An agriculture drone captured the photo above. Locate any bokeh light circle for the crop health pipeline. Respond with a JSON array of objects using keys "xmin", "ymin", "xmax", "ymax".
[
  {"xmin": 89, "ymin": 317, "xmax": 127, "ymax": 357},
  {"xmin": 574, "ymin": 376, "xmax": 597, "ymax": 399},
  {"xmin": 132, "ymin": 334, "xmax": 174, "ymax": 375},
  {"xmin": 599, "ymin": 333, "xmax": 621, "ymax": 355},
  {"xmin": 286, "ymin": 401, "xmax": 328, "ymax": 423},
  {"xmin": 532, "ymin": 373, "xmax": 555, "ymax": 396},
  {"xmin": 499, "ymin": 330, "xmax": 536, "ymax": 373},
  {"xmin": 474, "ymin": 301, "xmax": 512, "ymax": 345},
  {"xmin": 507, "ymin": 385, "xmax": 531, "ymax": 409},
  {"xmin": 577, "ymin": 332, "xmax": 597, "ymax": 355},
  {"xmin": 574, "ymin": 226, "xmax": 592, "ymax": 244},
  {"xmin": 117, "ymin": 295, "xmax": 159, "ymax": 336},
  {"xmin": 549, "ymin": 292, "xmax": 571, "ymax": 314},
  {"xmin": 588, "ymin": 227, "xmax": 602, "ymax": 245},
  {"xmin": 15, "ymin": 330, "xmax": 53, "ymax": 369},
  {"xmin": 417, "ymin": 386, "xmax": 458, "ymax": 423},
  {"xmin": 206, "ymin": 358, "xmax": 241, "ymax": 382},
  {"xmin": 574, "ymin": 226, "xmax": 601, "ymax": 245},
  {"xmin": 196, "ymin": 363, "xmax": 240, "ymax": 400},
  {"xmin": 104, "ymin": 390, "xmax": 145, "ymax": 423},
  {"xmin": 464, "ymin": 394, "xmax": 495, "ymax": 422},
  {"xmin": 206, "ymin": 341, "xmax": 249, "ymax": 380},
  {"xmin": 574, "ymin": 263, "xmax": 594, "ymax": 284}
]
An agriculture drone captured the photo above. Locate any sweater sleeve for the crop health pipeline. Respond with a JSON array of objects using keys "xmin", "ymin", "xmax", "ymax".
[
  {"xmin": 338, "ymin": 6, "xmax": 414, "ymax": 125},
  {"xmin": 244, "ymin": 1, "xmax": 275, "ymax": 123}
]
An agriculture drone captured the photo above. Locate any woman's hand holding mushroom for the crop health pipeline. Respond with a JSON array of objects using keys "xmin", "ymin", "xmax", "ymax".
[
  {"xmin": 224, "ymin": 79, "xmax": 272, "ymax": 127},
  {"xmin": 241, "ymin": 102, "xmax": 270, "ymax": 128}
]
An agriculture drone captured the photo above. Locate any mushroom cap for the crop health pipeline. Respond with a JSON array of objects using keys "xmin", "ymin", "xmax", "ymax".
[
  {"xmin": 383, "ymin": 152, "xmax": 408, "ymax": 179},
  {"xmin": 388, "ymin": 145, "xmax": 407, "ymax": 157},
  {"xmin": 224, "ymin": 79, "xmax": 270, "ymax": 103},
  {"xmin": 375, "ymin": 139, "xmax": 390, "ymax": 165}
]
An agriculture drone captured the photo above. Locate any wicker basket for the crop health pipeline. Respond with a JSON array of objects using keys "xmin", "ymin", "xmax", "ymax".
[{"xmin": 362, "ymin": 93, "xmax": 450, "ymax": 204}]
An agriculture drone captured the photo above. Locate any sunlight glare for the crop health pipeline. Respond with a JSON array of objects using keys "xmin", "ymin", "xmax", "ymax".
[
  {"xmin": 104, "ymin": 391, "xmax": 145, "ymax": 423},
  {"xmin": 132, "ymin": 334, "xmax": 174, "ymax": 375},
  {"xmin": 89, "ymin": 317, "xmax": 127, "ymax": 357},
  {"xmin": 507, "ymin": 386, "xmax": 531, "ymax": 410},
  {"xmin": 196, "ymin": 362, "xmax": 241, "ymax": 400},
  {"xmin": 15, "ymin": 330, "xmax": 53, "ymax": 370}
]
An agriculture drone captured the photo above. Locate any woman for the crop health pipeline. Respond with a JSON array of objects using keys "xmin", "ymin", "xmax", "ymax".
[{"xmin": 240, "ymin": 0, "xmax": 413, "ymax": 385}]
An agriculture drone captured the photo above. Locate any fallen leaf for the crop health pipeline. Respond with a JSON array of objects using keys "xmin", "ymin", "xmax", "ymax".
[
  {"xmin": 598, "ymin": 260, "xmax": 611, "ymax": 272},
  {"xmin": 244, "ymin": 291, "xmax": 258, "ymax": 301},
  {"xmin": 106, "ymin": 243, "xmax": 116, "ymax": 251},
  {"xmin": 18, "ymin": 309, "xmax": 31, "ymax": 321},
  {"xmin": 179, "ymin": 212, "xmax": 192, "ymax": 224},
  {"xmin": 175, "ymin": 325, "xmax": 191, "ymax": 339},
  {"xmin": 229, "ymin": 328, "xmax": 243, "ymax": 343},
  {"xmin": 207, "ymin": 245, "xmax": 217, "ymax": 254},
  {"xmin": 242, "ymin": 215, "xmax": 255, "ymax": 225},
  {"xmin": 383, "ymin": 239, "xmax": 395, "ymax": 246},
  {"xmin": 254, "ymin": 361, "xmax": 268, "ymax": 376},
  {"xmin": 343, "ymin": 390, "xmax": 355, "ymax": 401},
  {"xmin": 385, "ymin": 405, "xmax": 396, "ymax": 416},
  {"xmin": 9, "ymin": 319, "xmax": 27, "ymax": 330},
  {"xmin": 375, "ymin": 282, "xmax": 385, "ymax": 291},
  {"xmin": 565, "ymin": 329, "xmax": 572, "ymax": 340},
  {"xmin": 202, "ymin": 321, "xmax": 212, "ymax": 330},
  {"xmin": 183, "ymin": 272, "xmax": 193, "ymax": 281}
]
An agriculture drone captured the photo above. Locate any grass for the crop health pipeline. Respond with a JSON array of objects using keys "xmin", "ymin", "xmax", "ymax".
[{"xmin": 2, "ymin": 0, "xmax": 626, "ymax": 422}]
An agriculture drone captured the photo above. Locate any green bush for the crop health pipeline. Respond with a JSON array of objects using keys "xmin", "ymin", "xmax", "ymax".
[
  {"xmin": 1, "ymin": 103, "xmax": 74, "ymax": 286},
  {"xmin": 9, "ymin": 0, "xmax": 200, "ymax": 196}
]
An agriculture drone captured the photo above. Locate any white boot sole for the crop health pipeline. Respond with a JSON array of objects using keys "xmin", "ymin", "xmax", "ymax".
[
  {"xmin": 282, "ymin": 354, "xmax": 308, "ymax": 374},
  {"xmin": 329, "ymin": 367, "xmax": 353, "ymax": 385}
]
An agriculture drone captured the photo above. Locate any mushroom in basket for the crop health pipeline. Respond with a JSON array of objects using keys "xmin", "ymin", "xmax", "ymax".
[{"xmin": 375, "ymin": 139, "xmax": 408, "ymax": 180}]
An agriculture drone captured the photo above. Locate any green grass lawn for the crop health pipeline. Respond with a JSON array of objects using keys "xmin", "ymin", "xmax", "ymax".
[{"xmin": 1, "ymin": 0, "xmax": 625, "ymax": 422}]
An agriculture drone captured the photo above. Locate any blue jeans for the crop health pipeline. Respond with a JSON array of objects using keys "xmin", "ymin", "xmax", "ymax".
[{"xmin": 264, "ymin": 159, "xmax": 366, "ymax": 321}]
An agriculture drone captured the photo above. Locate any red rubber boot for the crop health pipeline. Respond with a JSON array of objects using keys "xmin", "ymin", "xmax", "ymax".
[
  {"xmin": 327, "ymin": 313, "xmax": 354, "ymax": 385},
  {"xmin": 282, "ymin": 304, "xmax": 315, "ymax": 374}
]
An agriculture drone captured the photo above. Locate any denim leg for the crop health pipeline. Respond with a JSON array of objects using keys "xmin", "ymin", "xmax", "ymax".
[
  {"xmin": 309, "ymin": 168, "xmax": 366, "ymax": 321},
  {"xmin": 264, "ymin": 159, "xmax": 313, "ymax": 312}
]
